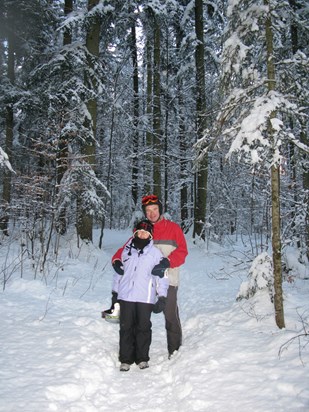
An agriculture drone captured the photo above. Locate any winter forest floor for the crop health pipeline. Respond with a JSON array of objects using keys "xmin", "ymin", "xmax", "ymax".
[{"xmin": 0, "ymin": 228, "xmax": 309, "ymax": 412}]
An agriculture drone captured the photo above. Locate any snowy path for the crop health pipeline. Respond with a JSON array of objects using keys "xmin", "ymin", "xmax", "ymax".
[{"xmin": 0, "ymin": 230, "xmax": 308, "ymax": 411}]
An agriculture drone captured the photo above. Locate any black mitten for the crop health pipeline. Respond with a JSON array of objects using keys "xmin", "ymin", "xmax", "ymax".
[
  {"xmin": 151, "ymin": 257, "xmax": 170, "ymax": 278},
  {"xmin": 102, "ymin": 291, "xmax": 119, "ymax": 318},
  {"xmin": 110, "ymin": 291, "xmax": 118, "ymax": 310},
  {"xmin": 112, "ymin": 259, "xmax": 124, "ymax": 275},
  {"xmin": 153, "ymin": 296, "xmax": 166, "ymax": 314}
]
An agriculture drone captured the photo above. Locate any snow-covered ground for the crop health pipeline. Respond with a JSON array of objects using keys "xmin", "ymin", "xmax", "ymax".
[{"xmin": 0, "ymin": 228, "xmax": 308, "ymax": 412}]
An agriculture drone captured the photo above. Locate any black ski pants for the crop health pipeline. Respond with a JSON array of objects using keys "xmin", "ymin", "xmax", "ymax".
[
  {"xmin": 118, "ymin": 300, "xmax": 153, "ymax": 365},
  {"xmin": 164, "ymin": 285, "xmax": 182, "ymax": 356}
]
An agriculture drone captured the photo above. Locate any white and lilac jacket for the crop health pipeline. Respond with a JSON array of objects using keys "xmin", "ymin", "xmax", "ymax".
[{"xmin": 112, "ymin": 238, "xmax": 169, "ymax": 304}]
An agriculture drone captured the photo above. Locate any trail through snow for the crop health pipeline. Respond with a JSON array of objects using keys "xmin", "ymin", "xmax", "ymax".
[{"xmin": 1, "ymin": 229, "xmax": 308, "ymax": 411}]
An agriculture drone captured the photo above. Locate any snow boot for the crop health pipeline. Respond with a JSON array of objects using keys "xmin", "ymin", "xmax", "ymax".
[
  {"xmin": 138, "ymin": 361, "xmax": 149, "ymax": 370},
  {"xmin": 120, "ymin": 363, "xmax": 130, "ymax": 372}
]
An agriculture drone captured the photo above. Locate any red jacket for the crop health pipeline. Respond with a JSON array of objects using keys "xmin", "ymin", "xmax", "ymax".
[{"xmin": 112, "ymin": 217, "xmax": 188, "ymax": 269}]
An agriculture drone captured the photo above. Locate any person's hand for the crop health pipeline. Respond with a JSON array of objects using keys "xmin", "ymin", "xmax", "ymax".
[
  {"xmin": 152, "ymin": 296, "xmax": 166, "ymax": 313},
  {"xmin": 151, "ymin": 257, "xmax": 170, "ymax": 278},
  {"xmin": 110, "ymin": 291, "xmax": 118, "ymax": 310},
  {"xmin": 112, "ymin": 259, "xmax": 124, "ymax": 275},
  {"xmin": 102, "ymin": 291, "xmax": 118, "ymax": 317}
]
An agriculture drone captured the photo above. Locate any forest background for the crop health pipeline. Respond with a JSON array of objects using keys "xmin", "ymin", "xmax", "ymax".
[{"xmin": 0, "ymin": 0, "xmax": 308, "ymax": 328}]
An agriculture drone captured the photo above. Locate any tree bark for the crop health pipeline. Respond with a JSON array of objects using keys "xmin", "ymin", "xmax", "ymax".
[
  {"xmin": 175, "ymin": 17, "xmax": 189, "ymax": 230},
  {"xmin": 145, "ymin": 36, "xmax": 153, "ymax": 195},
  {"xmin": 193, "ymin": 0, "xmax": 208, "ymax": 240},
  {"xmin": 153, "ymin": 14, "xmax": 162, "ymax": 197},
  {"xmin": 1, "ymin": 21, "xmax": 15, "ymax": 235},
  {"xmin": 301, "ymin": 127, "xmax": 309, "ymax": 259},
  {"xmin": 265, "ymin": 0, "xmax": 285, "ymax": 329},
  {"xmin": 55, "ymin": 0, "xmax": 73, "ymax": 235},
  {"xmin": 63, "ymin": 0, "xmax": 73, "ymax": 45},
  {"xmin": 130, "ymin": 11, "xmax": 139, "ymax": 206},
  {"xmin": 77, "ymin": 0, "xmax": 101, "ymax": 242},
  {"xmin": 288, "ymin": 0, "xmax": 309, "ymax": 257}
]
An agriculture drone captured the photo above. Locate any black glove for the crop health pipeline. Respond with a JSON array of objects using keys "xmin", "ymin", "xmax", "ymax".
[
  {"xmin": 110, "ymin": 291, "xmax": 118, "ymax": 310},
  {"xmin": 153, "ymin": 296, "xmax": 166, "ymax": 314},
  {"xmin": 112, "ymin": 259, "xmax": 124, "ymax": 275},
  {"xmin": 102, "ymin": 291, "xmax": 118, "ymax": 318},
  {"xmin": 151, "ymin": 257, "xmax": 170, "ymax": 278}
]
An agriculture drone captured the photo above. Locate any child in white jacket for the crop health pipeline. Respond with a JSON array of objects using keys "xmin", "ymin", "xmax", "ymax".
[{"xmin": 112, "ymin": 219, "xmax": 169, "ymax": 371}]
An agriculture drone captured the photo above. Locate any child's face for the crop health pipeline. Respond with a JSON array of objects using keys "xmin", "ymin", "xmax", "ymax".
[{"xmin": 136, "ymin": 230, "xmax": 150, "ymax": 239}]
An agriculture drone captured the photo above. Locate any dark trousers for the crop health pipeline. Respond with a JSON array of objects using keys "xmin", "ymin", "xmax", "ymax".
[
  {"xmin": 119, "ymin": 300, "xmax": 153, "ymax": 365},
  {"xmin": 164, "ymin": 286, "xmax": 182, "ymax": 355}
]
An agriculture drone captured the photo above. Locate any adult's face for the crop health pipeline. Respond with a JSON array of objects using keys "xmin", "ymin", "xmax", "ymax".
[{"xmin": 145, "ymin": 204, "xmax": 160, "ymax": 224}]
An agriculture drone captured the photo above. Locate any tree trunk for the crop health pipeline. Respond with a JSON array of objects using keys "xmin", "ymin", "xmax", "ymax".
[
  {"xmin": 175, "ymin": 18, "xmax": 189, "ymax": 230},
  {"xmin": 145, "ymin": 36, "xmax": 153, "ymax": 194},
  {"xmin": 265, "ymin": 0, "xmax": 285, "ymax": 329},
  {"xmin": 288, "ymin": 0, "xmax": 309, "ymax": 257},
  {"xmin": 1, "ymin": 106, "xmax": 13, "ymax": 236},
  {"xmin": 1, "ymin": 24, "xmax": 15, "ymax": 235},
  {"xmin": 271, "ymin": 165, "xmax": 285, "ymax": 328},
  {"xmin": 163, "ymin": 26, "xmax": 169, "ymax": 211},
  {"xmin": 77, "ymin": 0, "xmax": 101, "ymax": 242},
  {"xmin": 153, "ymin": 14, "xmax": 162, "ymax": 197},
  {"xmin": 300, "ymin": 127, "xmax": 309, "ymax": 259},
  {"xmin": 130, "ymin": 12, "xmax": 139, "ymax": 206},
  {"xmin": 55, "ymin": 0, "xmax": 73, "ymax": 235},
  {"xmin": 63, "ymin": 0, "xmax": 73, "ymax": 45},
  {"xmin": 193, "ymin": 0, "xmax": 208, "ymax": 240}
]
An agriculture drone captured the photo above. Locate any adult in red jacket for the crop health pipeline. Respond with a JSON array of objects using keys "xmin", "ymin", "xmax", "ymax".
[{"xmin": 112, "ymin": 194, "xmax": 188, "ymax": 358}]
